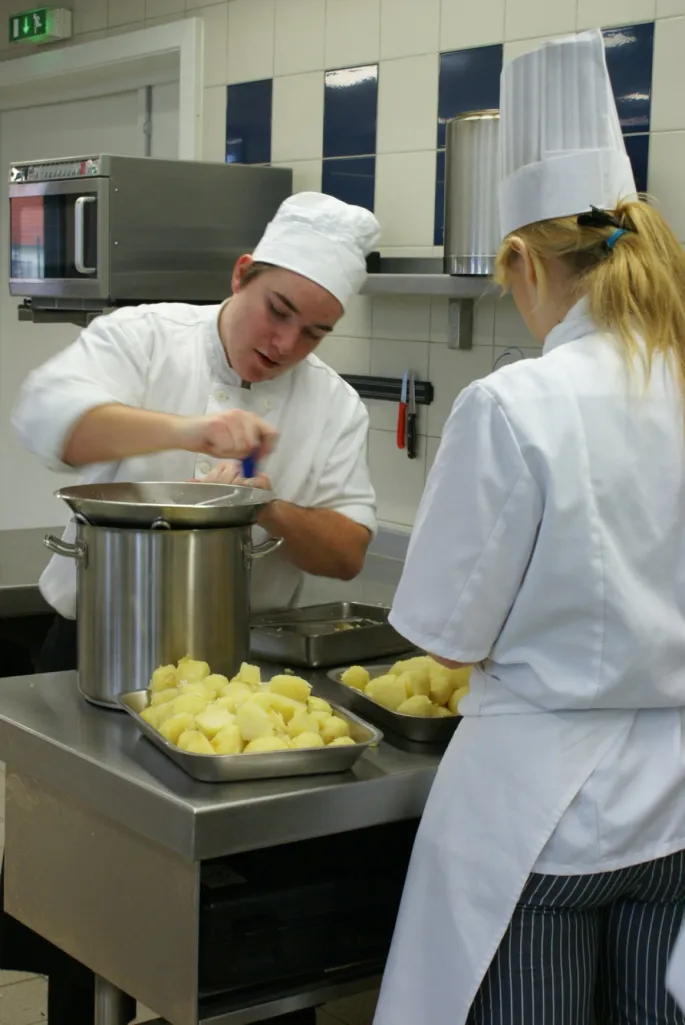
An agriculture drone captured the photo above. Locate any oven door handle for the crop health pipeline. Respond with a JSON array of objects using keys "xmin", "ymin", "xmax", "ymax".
[{"xmin": 74, "ymin": 196, "xmax": 97, "ymax": 275}]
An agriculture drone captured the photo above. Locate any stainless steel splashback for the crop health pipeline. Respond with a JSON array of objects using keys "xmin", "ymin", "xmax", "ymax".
[{"xmin": 443, "ymin": 111, "xmax": 500, "ymax": 277}]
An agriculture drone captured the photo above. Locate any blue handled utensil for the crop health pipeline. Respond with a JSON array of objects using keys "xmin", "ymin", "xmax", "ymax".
[{"xmin": 241, "ymin": 455, "xmax": 256, "ymax": 479}]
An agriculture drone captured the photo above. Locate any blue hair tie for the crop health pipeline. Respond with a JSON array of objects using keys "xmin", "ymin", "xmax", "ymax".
[{"xmin": 606, "ymin": 228, "xmax": 628, "ymax": 251}]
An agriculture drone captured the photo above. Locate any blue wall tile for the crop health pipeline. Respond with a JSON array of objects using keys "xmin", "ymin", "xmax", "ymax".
[
  {"xmin": 434, "ymin": 149, "xmax": 445, "ymax": 246},
  {"xmin": 438, "ymin": 44, "xmax": 503, "ymax": 149},
  {"xmin": 322, "ymin": 156, "xmax": 376, "ymax": 212},
  {"xmin": 623, "ymin": 133, "xmax": 650, "ymax": 194},
  {"xmin": 225, "ymin": 79, "xmax": 273, "ymax": 165},
  {"xmin": 603, "ymin": 22, "xmax": 654, "ymax": 133},
  {"xmin": 324, "ymin": 64, "xmax": 378, "ymax": 159}
]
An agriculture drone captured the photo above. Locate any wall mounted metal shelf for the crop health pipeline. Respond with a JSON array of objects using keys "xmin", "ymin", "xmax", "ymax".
[{"xmin": 361, "ymin": 257, "xmax": 494, "ymax": 350}]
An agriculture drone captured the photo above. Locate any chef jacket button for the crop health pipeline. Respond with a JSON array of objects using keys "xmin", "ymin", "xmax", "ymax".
[
  {"xmin": 216, "ymin": 389, "xmax": 227, "ymax": 401},
  {"xmin": 263, "ymin": 399, "xmax": 273, "ymax": 411},
  {"xmin": 198, "ymin": 462, "xmax": 211, "ymax": 475}
]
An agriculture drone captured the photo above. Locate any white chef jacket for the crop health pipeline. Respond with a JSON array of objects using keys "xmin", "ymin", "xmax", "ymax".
[
  {"xmin": 13, "ymin": 302, "xmax": 377, "ymax": 618},
  {"xmin": 375, "ymin": 299, "xmax": 685, "ymax": 1025}
]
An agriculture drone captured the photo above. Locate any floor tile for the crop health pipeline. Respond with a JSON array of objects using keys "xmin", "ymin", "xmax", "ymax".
[{"xmin": 0, "ymin": 977, "xmax": 47, "ymax": 1024}]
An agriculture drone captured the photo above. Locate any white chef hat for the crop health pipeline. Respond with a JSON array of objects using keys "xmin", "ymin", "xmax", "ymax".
[
  {"xmin": 498, "ymin": 28, "xmax": 637, "ymax": 240},
  {"xmin": 251, "ymin": 192, "xmax": 381, "ymax": 310}
]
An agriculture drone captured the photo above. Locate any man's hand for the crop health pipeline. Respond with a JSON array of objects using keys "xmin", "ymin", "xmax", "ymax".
[
  {"xmin": 202, "ymin": 460, "xmax": 272, "ymax": 492},
  {"xmin": 177, "ymin": 410, "xmax": 278, "ymax": 461}
]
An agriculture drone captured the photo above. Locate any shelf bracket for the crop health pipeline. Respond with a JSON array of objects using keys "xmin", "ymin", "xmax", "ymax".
[{"xmin": 447, "ymin": 298, "xmax": 474, "ymax": 351}]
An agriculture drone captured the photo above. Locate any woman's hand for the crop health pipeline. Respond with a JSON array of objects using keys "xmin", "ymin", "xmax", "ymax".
[
  {"xmin": 176, "ymin": 410, "xmax": 278, "ymax": 461},
  {"xmin": 202, "ymin": 460, "xmax": 273, "ymax": 492}
]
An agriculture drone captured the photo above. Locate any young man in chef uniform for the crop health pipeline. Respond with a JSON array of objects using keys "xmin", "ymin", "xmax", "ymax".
[
  {"xmin": 375, "ymin": 29, "xmax": 685, "ymax": 1025},
  {"xmin": 6, "ymin": 193, "xmax": 379, "ymax": 1024}
]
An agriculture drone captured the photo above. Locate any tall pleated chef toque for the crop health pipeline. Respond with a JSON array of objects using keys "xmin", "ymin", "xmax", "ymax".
[
  {"xmin": 251, "ymin": 192, "xmax": 381, "ymax": 310},
  {"xmin": 498, "ymin": 28, "xmax": 637, "ymax": 240}
]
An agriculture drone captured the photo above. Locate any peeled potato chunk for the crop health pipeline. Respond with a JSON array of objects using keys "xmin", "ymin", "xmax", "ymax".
[
  {"xmin": 308, "ymin": 696, "xmax": 332, "ymax": 714},
  {"xmin": 175, "ymin": 657, "xmax": 211, "ymax": 686},
  {"xmin": 140, "ymin": 705, "xmax": 166, "ymax": 728},
  {"xmin": 159, "ymin": 712, "xmax": 195, "ymax": 745},
  {"xmin": 149, "ymin": 665, "xmax": 177, "ymax": 692},
  {"xmin": 172, "ymin": 693, "xmax": 208, "ymax": 716},
  {"xmin": 401, "ymin": 668, "xmax": 431, "ymax": 699},
  {"xmin": 397, "ymin": 695, "xmax": 434, "ymax": 717},
  {"xmin": 150, "ymin": 687, "xmax": 179, "ymax": 707},
  {"xmin": 365, "ymin": 674, "xmax": 408, "ymax": 712},
  {"xmin": 267, "ymin": 675, "xmax": 312, "ymax": 703},
  {"xmin": 340, "ymin": 666, "xmax": 370, "ymax": 691},
  {"xmin": 449, "ymin": 666, "xmax": 472, "ymax": 690},
  {"xmin": 194, "ymin": 706, "xmax": 236, "ymax": 740},
  {"xmin": 177, "ymin": 729, "xmax": 214, "ymax": 754},
  {"xmin": 249, "ymin": 691, "xmax": 277, "ymax": 711},
  {"xmin": 244, "ymin": 736, "xmax": 290, "ymax": 754},
  {"xmin": 329, "ymin": 736, "xmax": 356, "ymax": 747},
  {"xmin": 287, "ymin": 710, "xmax": 320, "ymax": 738},
  {"xmin": 289, "ymin": 731, "xmax": 325, "ymax": 750},
  {"xmin": 235, "ymin": 662, "xmax": 261, "ymax": 687},
  {"xmin": 308, "ymin": 709, "xmax": 330, "ymax": 729},
  {"xmin": 202, "ymin": 674, "xmax": 229, "ymax": 698},
  {"xmin": 320, "ymin": 715, "xmax": 350, "ymax": 745},
  {"xmin": 429, "ymin": 664, "xmax": 459, "ymax": 707},
  {"xmin": 389, "ymin": 656, "xmax": 432, "ymax": 677},
  {"xmin": 269, "ymin": 693, "xmax": 302, "ymax": 723},
  {"xmin": 448, "ymin": 685, "xmax": 469, "ymax": 716},
  {"xmin": 237, "ymin": 701, "xmax": 275, "ymax": 742},
  {"xmin": 211, "ymin": 724, "xmax": 243, "ymax": 755},
  {"xmin": 434, "ymin": 706, "xmax": 455, "ymax": 718}
]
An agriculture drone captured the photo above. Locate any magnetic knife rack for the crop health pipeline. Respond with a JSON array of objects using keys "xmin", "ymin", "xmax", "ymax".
[{"xmin": 341, "ymin": 375, "xmax": 433, "ymax": 405}]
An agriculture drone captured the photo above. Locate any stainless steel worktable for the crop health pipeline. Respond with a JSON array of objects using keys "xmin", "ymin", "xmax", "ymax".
[
  {"xmin": 0, "ymin": 669, "xmax": 441, "ymax": 1025},
  {"xmin": 0, "ymin": 525, "xmax": 61, "ymax": 616}
]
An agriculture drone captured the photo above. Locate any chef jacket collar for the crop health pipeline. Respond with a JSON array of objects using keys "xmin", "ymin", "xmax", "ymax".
[
  {"xmin": 543, "ymin": 297, "xmax": 596, "ymax": 356},
  {"xmin": 207, "ymin": 302, "xmax": 292, "ymax": 397}
]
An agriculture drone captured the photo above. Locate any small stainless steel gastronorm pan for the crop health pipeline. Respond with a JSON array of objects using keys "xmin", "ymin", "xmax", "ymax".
[
  {"xmin": 118, "ymin": 689, "xmax": 383, "ymax": 783},
  {"xmin": 250, "ymin": 602, "xmax": 413, "ymax": 668},
  {"xmin": 326, "ymin": 666, "xmax": 461, "ymax": 745}
]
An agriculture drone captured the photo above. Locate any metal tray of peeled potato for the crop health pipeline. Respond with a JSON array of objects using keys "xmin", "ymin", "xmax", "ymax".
[
  {"xmin": 119, "ymin": 656, "xmax": 382, "ymax": 783},
  {"xmin": 326, "ymin": 655, "xmax": 471, "ymax": 744}
]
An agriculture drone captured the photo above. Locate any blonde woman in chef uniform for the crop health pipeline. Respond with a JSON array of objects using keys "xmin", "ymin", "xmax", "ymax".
[
  {"xmin": 5, "ymin": 193, "xmax": 379, "ymax": 1025},
  {"xmin": 375, "ymin": 29, "xmax": 685, "ymax": 1025}
]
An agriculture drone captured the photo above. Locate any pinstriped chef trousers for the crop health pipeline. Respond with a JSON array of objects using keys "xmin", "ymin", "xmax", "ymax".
[{"xmin": 467, "ymin": 850, "xmax": 685, "ymax": 1025}]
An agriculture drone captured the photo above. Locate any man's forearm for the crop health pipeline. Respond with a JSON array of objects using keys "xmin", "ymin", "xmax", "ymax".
[
  {"xmin": 258, "ymin": 502, "xmax": 371, "ymax": 580},
  {"xmin": 63, "ymin": 404, "xmax": 187, "ymax": 467}
]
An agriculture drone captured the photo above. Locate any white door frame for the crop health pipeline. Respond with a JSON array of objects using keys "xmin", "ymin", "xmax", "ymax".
[{"xmin": 0, "ymin": 19, "xmax": 203, "ymax": 160}]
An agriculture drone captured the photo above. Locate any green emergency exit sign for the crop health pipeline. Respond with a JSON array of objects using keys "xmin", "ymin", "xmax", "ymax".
[{"xmin": 9, "ymin": 7, "xmax": 72, "ymax": 45}]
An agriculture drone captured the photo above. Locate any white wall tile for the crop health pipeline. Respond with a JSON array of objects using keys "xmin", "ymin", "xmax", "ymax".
[
  {"xmin": 201, "ymin": 85, "xmax": 227, "ymax": 162},
  {"xmin": 194, "ymin": 3, "xmax": 229, "ymax": 87},
  {"xmin": 316, "ymin": 335, "xmax": 371, "ymax": 375},
  {"xmin": 227, "ymin": 0, "xmax": 275, "ymax": 84},
  {"xmin": 493, "ymin": 295, "xmax": 536, "ymax": 347},
  {"xmin": 658, "ymin": 0, "xmax": 685, "ymax": 14},
  {"xmin": 273, "ymin": 158, "xmax": 322, "ymax": 193},
  {"xmin": 325, "ymin": 0, "xmax": 381, "ymax": 68},
  {"xmin": 376, "ymin": 54, "xmax": 439, "ymax": 153},
  {"xmin": 186, "ymin": 0, "xmax": 223, "ymax": 7},
  {"xmin": 429, "ymin": 295, "xmax": 497, "ymax": 346},
  {"xmin": 108, "ymin": 0, "xmax": 145, "ymax": 27},
  {"xmin": 336, "ymin": 295, "xmax": 374, "ymax": 338},
  {"xmin": 271, "ymin": 72, "xmax": 324, "ymax": 162},
  {"xmin": 440, "ymin": 0, "xmax": 505, "ymax": 49},
  {"xmin": 426, "ymin": 345, "xmax": 494, "ymax": 436},
  {"xmin": 652, "ymin": 16, "xmax": 685, "ymax": 132},
  {"xmin": 72, "ymin": 0, "xmax": 108, "ymax": 33},
  {"xmin": 504, "ymin": 0, "xmax": 575, "ymax": 41},
  {"xmin": 145, "ymin": 0, "xmax": 184, "ymax": 17},
  {"xmin": 371, "ymin": 338, "xmax": 429, "ymax": 378},
  {"xmin": 648, "ymin": 132, "xmax": 685, "ymax": 241},
  {"xmin": 366, "ymin": 397, "xmax": 397, "ymax": 432},
  {"xmin": 274, "ymin": 0, "xmax": 325, "ymax": 76},
  {"xmin": 380, "ymin": 0, "xmax": 440, "ymax": 59},
  {"xmin": 372, "ymin": 295, "xmax": 431, "ymax": 341},
  {"xmin": 374, "ymin": 151, "xmax": 436, "ymax": 247},
  {"xmin": 577, "ymin": 0, "xmax": 656, "ymax": 29},
  {"xmin": 368, "ymin": 429, "xmax": 426, "ymax": 526}
]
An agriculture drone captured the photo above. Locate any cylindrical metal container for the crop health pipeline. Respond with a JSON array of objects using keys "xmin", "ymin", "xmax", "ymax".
[
  {"xmin": 443, "ymin": 109, "xmax": 500, "ymax": 276},
  {"xmin": 45, "ymin": 521, "xmax": 280, "ymax": 708}
]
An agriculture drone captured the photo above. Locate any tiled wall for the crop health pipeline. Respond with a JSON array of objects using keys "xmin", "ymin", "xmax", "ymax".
[{"xmin": 3, "ymin": 0, "xmax": 685, "ymax": 533}]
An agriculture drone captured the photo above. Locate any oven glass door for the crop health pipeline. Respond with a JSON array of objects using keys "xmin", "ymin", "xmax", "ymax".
[{"xmin": 9, "ymin": 178, "xmax": 108, "ymax": 299}]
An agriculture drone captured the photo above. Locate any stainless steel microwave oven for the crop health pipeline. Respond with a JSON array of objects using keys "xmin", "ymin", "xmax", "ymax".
[{"xmin": 8, "ymin": 154, "xmax": 292, "ymax": 316}]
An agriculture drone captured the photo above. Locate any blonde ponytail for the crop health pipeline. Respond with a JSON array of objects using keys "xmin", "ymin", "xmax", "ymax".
[{"xmin": 496, "ymin": 200, "xmax": 685, "ymax": 396}]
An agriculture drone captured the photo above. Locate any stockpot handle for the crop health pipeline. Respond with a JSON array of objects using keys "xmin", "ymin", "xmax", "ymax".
[
  {"xmin": 44, "ymin": 534, "xmax": 88, "ymax": 563},
  {"xmin": 249, "ymin": 536, "xmax": 284, "ymax": 561}
]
